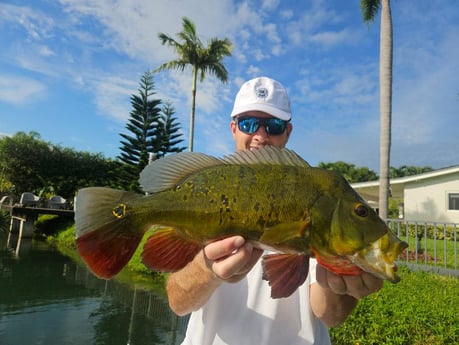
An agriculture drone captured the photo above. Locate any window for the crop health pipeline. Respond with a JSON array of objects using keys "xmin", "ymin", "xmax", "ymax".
[{"xmin": 448, "ymin": 193, "xmax": 459, "ymax": 210}]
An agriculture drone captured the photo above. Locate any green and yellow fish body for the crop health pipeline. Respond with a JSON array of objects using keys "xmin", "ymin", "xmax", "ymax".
[{"xmin": 75, "ymin": 146, "xmax": 407, "ymax": 298}]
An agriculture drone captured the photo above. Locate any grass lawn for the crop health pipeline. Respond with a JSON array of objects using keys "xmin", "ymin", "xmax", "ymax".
[{"xmin": 330, "ymin": 267, "xmax": 459, "ymax": 345}]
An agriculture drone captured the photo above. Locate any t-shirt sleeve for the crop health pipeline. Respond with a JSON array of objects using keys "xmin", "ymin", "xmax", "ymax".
[{"xmin": 308, "ymin": 258, "xmax": 318, "ymax": 285}]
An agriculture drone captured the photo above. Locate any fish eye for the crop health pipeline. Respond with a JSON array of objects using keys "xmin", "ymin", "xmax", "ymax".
[
  {"xmin": 354, "ymin": 203, "xmax": 369, "ymax": 218},
  {"xmin": 112, "ymin": 204, "xmax": 126, "ymax": 219}
]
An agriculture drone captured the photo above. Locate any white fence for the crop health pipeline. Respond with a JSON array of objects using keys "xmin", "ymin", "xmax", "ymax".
[{"xmin": 387, "ymin": 219, "xmax": 458, "ymax": 276}]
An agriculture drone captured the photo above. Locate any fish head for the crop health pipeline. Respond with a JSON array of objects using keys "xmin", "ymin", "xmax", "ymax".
[
  {"xmin": 329, "ymin": 194, "xmax": 389, "ymax": 256},
  {"xmin": 328, "ymin": 183, "xmax": 408, "ymax": 282}
]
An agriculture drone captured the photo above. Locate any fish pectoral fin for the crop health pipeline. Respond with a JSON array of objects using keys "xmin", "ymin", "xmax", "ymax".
[
  {"xmin": 259, "ymin": 220, "xmax": 310, "ymax": 247},
  {"xmin": 142, "ymin": 227, "xmax": 202, "ymax": 272},
  {"xmin": 261, "ymin": 253, "xmax": 310, "ymax": 298}
]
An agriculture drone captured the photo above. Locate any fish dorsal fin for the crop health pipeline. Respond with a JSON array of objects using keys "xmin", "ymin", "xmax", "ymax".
[
  {"xmin": 139, "ymin": 152, "xmax": 223, "ymax": 193},
  {"xmin": 222, "ymin": 146, "xmax": 310, "ymax": 167},
  {"xmin": 139, "ymin": 146, "xmax": 309, "ymax": 194}
]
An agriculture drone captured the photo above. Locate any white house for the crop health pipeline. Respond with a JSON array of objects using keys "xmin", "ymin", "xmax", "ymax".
[{"xmin": 352, "ymin": 165, "xmax": 459, "ymax": 223}]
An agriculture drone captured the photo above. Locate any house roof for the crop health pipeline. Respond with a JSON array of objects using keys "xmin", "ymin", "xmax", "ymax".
[{"xmin": 351, "ymin": 165, "xmax": 459, "ymax": 204}]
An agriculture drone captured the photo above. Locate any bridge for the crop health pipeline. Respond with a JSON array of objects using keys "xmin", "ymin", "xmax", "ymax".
[{"xmin": 1, "ymin": 194, "xmax": 75, "ymax": 238}]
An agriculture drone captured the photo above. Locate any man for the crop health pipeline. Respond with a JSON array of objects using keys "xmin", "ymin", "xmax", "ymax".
[{"xmin": 166, "ymin": 77, "xmax": 383, "ymax": 345}]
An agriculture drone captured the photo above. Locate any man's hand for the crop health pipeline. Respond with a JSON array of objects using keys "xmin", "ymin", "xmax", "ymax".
[
  {"xmin": 315, "ymin": 264, "xmax": 383, "ymax": 300},
  {"xmin": 203, "ymin": 236, "xmax": 263, "ymax": 283}
]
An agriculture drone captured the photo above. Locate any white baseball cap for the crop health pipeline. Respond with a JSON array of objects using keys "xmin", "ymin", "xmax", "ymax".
[{"xmin": 230, "ymin": 76, "xmax": 292, "ymax": 121}]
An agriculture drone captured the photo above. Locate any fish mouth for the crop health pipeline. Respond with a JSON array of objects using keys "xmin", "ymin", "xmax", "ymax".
[{"xmin": 347, "ymin": 232, "xmax": 408, "ymax": 283}]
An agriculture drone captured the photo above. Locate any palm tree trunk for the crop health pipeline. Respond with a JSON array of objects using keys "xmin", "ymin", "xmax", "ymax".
[
  {"xmin": 189, "ymin": 67, "xmax": 198, "ymax": 152},
  {"xmin": 378, "ymin": 0, "xmax": 393, "ymax": 219}
]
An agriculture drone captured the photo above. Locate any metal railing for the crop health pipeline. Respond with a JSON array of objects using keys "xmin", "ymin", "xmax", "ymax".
[{"xmin": 387, "ymin": 219, "xmax": 458, "ymax": 276}]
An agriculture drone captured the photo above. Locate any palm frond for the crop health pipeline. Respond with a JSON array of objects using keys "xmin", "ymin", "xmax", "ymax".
[{"xmin": 360, "ymin": 0, "xmax": 381, "ymax": 23}]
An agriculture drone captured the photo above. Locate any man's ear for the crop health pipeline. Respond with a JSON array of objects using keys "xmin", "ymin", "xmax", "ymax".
[
  {"xmin": 286, "ymin": 123, "xmax": 293, "ymax": 139},
  {"xmin": 230, "ymin": 120, "xmax": 237, "ymax": 136}
]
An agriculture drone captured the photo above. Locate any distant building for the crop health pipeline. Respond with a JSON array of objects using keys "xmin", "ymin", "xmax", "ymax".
[{"xmin": 352, "ymin": 165, "xmax": 459, "ymax": 223}]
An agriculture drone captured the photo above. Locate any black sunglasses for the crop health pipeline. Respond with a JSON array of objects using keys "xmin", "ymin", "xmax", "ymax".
[{"xmin": 236, "ymin": 116, "xmax": 289, "ymax": 136}]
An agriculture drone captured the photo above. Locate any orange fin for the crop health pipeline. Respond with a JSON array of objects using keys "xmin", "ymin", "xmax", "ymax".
[
  {"xmin": 262, "ymin": 253, "xmax": 310, "ymax": 298},
  {"xmin": 317, "ymin": 257, "xmax": 363, "ymax": 276},
  {"xmin": 76, "ymin": 223, "xmax": 144, "ymax": 279},
  {"xmin": 311, "ymin": 247, "xmax": 363, "ymax": 276},
  {"xmin": 74, "ymin": 187, "xmax": 146, "ymax": 279},
  {"xmin": 142, "ymin": 227, "xmax": 202, "ymax": 272}
]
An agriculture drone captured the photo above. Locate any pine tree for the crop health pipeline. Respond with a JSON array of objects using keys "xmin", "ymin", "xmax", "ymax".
[
  {"xmin": 156, "ymin": 102, "xmax": 186, "ymax": 158},
  {"xmin": 118, "ymin": 71, "xmax": 162, "ymax": 191}
]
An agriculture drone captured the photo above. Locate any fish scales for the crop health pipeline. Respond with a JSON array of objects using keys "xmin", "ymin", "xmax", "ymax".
[
  {"xmin": 75, "ymin": 146, "xmax": 408, "ymax": 298},
  {"xmin": 119, "ymin": 165, "xmax": 312, "ymax": 255}
]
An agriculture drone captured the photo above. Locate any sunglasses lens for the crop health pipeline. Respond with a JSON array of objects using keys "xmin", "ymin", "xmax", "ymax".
[
  {"xmin": 238, "ymin": 118, "xmax": 260, "ymax": 134},
  {"xmin": 237, "ymin": 117, "xmax": 287, "ymax": 135},
  {"xmin": 265, "ymin": 119, "xmax": 287, "ymax": 135}
]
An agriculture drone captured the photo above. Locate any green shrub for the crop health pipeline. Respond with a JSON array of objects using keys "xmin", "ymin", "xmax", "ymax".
[
  {"xmin": 389, "ymin": 222, "xmax": 457, "ymax": 241},
  {"xmin": 330, "ymin": 267, "xmax": 459, "ymax": 345},
  {"xmin": 0, "ymin": 210, "xmax": 10, "ymax": 233},
  {"xmin": 35, "ymin": 214, "xmax": 74, "ymax": 237}
]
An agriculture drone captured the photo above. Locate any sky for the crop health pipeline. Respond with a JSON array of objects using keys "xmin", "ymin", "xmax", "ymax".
[{"xmin": 0, "ymin": 0, "xmax": 458, "ymax": 173}]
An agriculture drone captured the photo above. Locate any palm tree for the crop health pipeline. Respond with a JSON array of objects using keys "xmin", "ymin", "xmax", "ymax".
[
  {"xmin": 155, "ymin": 17, "xmax": 233, "ymax": 151},
  {"xmin": 360, "ymin": 0, "xmax": 393, "ymax": 219}
]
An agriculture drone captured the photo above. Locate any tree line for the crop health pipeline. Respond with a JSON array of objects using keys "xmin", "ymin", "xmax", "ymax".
[
  {"xmin": 0, "ymin": 126, "xmax": 432, "ymax": 202},
  {"xmin": 318, "ymin": 161, "xmax": 432, "ymax": 183}
]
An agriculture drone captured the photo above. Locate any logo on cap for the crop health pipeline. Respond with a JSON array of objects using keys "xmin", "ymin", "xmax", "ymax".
[{"xmin": 255, "ymin": 87, "xmax": 268, "ymax": 99}]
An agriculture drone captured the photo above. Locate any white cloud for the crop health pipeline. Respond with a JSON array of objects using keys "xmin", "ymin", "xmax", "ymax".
[
  {"xmin": 246, "ymin": 65, "xmax": 261, "ymax": 77},
  {"xmin": 0, "ymin": 3, "xmax": 55, "ymax": 41},
  {"xmin": 262, "ymin": 0, "xmax": 280, "ymax": 11},
  {"xmin": 39, "ymin": 45, "xmax": 55, "ymax": 56},
  {"xmin": 0, "ymin": 75, "xmax": 46, "ymax": 105},
  {"xmin": 91, "ymin": 75, "xmax": 137, "ymax": 122},
  {"xmin": 58, "ymin": 0, "xmax": 237, "ymax": 64},
  {"xmin": 280, "ymin": 9, "xmax": 293, "ymax": 20},
  {"xmin": 309, "ymin": 28, "xmax": 360, "ymax": 48}
]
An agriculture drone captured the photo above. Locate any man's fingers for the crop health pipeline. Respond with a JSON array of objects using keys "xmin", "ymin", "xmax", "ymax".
[
  {"xmin": 203, "ymin": 236, "xmax": 245, "ymax": 261},
  {"xmin": 316, "ymin": 264, "xmax": 383, "ymax": 299},
  {"xmin": 211, "ymin": 242, "xmax": 254, "ymax": 280}
]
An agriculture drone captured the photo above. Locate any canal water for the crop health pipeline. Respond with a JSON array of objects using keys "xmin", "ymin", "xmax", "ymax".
[{"xmin": 0, "ymin": 233, "xmax": 189, "ymax": 345}]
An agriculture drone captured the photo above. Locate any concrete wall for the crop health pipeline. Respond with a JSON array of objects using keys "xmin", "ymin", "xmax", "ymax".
[{"xmin": 404, "ymin": 173, "xmax": 459, "ymax": 223}]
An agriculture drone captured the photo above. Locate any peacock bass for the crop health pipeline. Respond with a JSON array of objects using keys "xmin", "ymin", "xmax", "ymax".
[{"xmin": 75, "ymin": 146, "xmax": 408, "ymax": 298}]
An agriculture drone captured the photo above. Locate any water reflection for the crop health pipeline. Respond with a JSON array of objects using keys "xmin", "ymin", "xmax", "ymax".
[{"xmin": 0, "ymin": 233, "xmax": 188, "ymax": 345}]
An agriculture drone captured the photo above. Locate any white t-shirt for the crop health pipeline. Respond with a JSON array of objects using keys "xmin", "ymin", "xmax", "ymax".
[{"xmin": 181, "ymin": 258, "xmax": 330, "ymax": 345}]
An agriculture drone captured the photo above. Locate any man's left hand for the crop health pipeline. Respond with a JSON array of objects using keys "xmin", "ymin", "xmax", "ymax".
[{"xmin": 316, "ymin": 264, "xmax": 383, "ymax": 300}]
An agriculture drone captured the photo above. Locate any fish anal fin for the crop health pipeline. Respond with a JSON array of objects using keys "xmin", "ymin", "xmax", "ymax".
[
  {"xmin": 142, "ymin": 227, "xmax": 202, "ymax": 272},
  {"xmin": 76, "ymin": 224, "xmax": 143, "ymax": 279},
  {"xmin": 262, "ymin": 253, "xmax": 310, "ymax": 298}
]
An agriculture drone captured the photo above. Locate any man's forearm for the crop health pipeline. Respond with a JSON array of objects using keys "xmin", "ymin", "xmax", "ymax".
[
  {"xmin": 310, "ymin": 282, "xmax": 358, "ymax": 327},
  {"xmin": 166, "ymin": 250, "xmax": 222, "ymax": 316}
]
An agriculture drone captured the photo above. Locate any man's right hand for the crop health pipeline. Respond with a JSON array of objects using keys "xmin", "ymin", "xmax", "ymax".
[{"xmin": 203, "ymin": 235, "xmax": 264, "ymax": 283}]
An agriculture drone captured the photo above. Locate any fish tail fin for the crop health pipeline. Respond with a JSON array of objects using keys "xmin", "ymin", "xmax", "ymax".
[
  {"xmin": 142, "ymin": 227, "xmax": 202, "ymax": 272},
  {"xmin": 262, "ymin": 253, "xmax": 310, "ymax": 298},
  {"xmin": 75, "ymin": 187, "xmax": 145, "ymax": 279}
]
